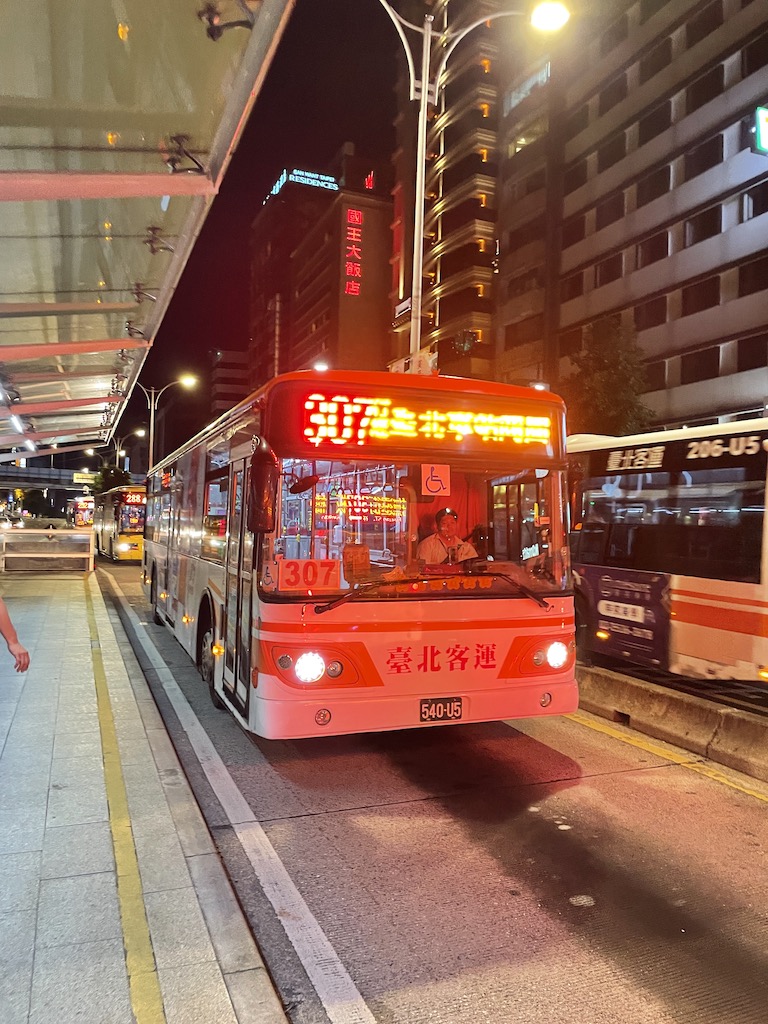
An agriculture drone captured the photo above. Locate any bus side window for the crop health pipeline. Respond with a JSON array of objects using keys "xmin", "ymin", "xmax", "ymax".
[
  {"xmin": 574, "ymin": 524, "xmax": 607, "ymax": 565},
  {"xmin": 202, "ymin": 476, "xmax": 228, "ymax": 562}
]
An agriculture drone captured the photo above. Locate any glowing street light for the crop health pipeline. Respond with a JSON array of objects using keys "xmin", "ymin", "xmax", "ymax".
[
  {"xmin": 135, "ymin": 375, "xmax": 197, "ymax": 470},
  {"xmin": 376, "ymin": 1, "xmax": 569, "ymax": 368}
]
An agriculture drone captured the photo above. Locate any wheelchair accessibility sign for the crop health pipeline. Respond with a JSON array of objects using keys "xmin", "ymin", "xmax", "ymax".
[{"xmin": 421, "ymin": 464, "xmax": 450, "ymax": 497}]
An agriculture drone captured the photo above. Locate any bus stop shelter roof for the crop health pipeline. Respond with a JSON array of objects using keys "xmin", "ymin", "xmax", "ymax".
[{"xmin": 0, "ymin": 0, "xmax": 294, "ymax": 463}]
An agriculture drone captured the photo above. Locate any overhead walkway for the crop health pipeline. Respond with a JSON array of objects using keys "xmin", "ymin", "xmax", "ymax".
[{"xmin": 0, "ymin": 572, "xmax": 288, "ymax": 1024}]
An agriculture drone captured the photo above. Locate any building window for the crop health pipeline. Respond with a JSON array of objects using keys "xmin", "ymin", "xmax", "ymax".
[
  {"xmin": 563, "ymin": 161, "xmax": 587, "ymax": 194},
  {"xmin": 686, "ymin": 1, "xmax": 723, "ymax": 48},
  {"xmin": 686, "ymin": 65, "xmax": 724, "ymax": 114},
  {"xmin": 741, "ymin": 181, "xmax": 768, "ymax": 221},
  {"xmin": 681, "ymin": 276, "xmax": 720, "ymax": 316},
  {"xmin": 680, "ymin": 347, "xmax": 720, "ymax": 384},
  {"xmin": 508, "ymin": 216, "xmax": 545, "ymax": 250},
  {"xmin": 684, "ymin": 135, "xmax": 722, "ymax": 180},
  {"xmin": 562, "ymin": 214, "xmax": 586, "ymax": 248},
  {"xmin": 599, "ymin": 74, "xmax": 628, "ymax": 116},
  {"xmin": 479, "ymin": 103, "xmax": 490, "ymax": 118},
  {"xmin": 639, "ymin": 37, "xmax": 672, "ymax": 84},
  {"xmin": 638, "ymin": 101, "xmax": 671, "ymax": 146},
  {"xmin": 559, "ymin": 328, "xmax": 582, "ymax": 356},
  {"xmin": 645, "ymin": 359, "xmax": 666, "ymax": 390},
  {"xmin": 637, "ymin": 231, "xmax": 669, "ymax": 268},
  {"xmin": 737, "ymin": 333, "xmax": 768, "ymax": 371},
  {"xmin": 504, "ymin": 314, "xmax": 544, "ymax": 350},
  {"xmin": 507, "ymin": 267, "xmax": 543, "ymax": 299},
  {"xmin": 596, "ymin": 253, "xmax": 623, "ymax": 287},
  {"xmin": 600, "ymin": 14, "xmax": 628, "ymax": 56},
  {"xmin": 480, "ymin": 58, "xmax": 491, "ymax": 74},
  {"xmin": 525, "ymin": 168, "xmax": 546, "ymax": 194},
  {"xmin": 564, "ymin": 105, "xmax": 588, "ymax": 141},
  {"xmin": 738, "ymin": 253, "xmax": 768, "ymax": 297},
  {"xmin": 640, "ymin": 0, "xmax": 668, "ymax": 24},
  {"xmin": 684, "ymin": 205, "xmax": 721, "ymax": 246},
  {"xmin": 636, "ymin": 165, "xmax": 671, "ymax": 207},
  {"xmin": 635, "ymin": 295, "xmax": 667, "ymax": 331},
  {"xmin": 560, "ymin": 273, "xmax": 584, "ymax": 302},
  {"xmin": 595, "ymin": 192, "xmax": 624, "ymax": 230},
  {"xmin": 743, "ymin": 27, "xmax": 768, "ymax": 77},
  {"xmin": 597, "ymin": 133, "xmax": 626, "ymax": 173}
]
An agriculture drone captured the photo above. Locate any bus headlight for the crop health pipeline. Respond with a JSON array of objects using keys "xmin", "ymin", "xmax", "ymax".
[
  {"xmin": 117, "ymin": 542, "xmax": 131, "ymax": 552},
  {"xmin": 546, "ymin": 641, "xmax": 568, "ymax": 669},
  {"xmin": 295, "ymin": 652, "xmax": 325, "ymax": 683}
]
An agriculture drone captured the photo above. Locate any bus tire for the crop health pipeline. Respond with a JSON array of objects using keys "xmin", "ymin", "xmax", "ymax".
[
  {"xmin": 198, "ymin": 603, "xmax": 224, "ymax": 710},
  {"xmin": 150, "ymin": 569, "xmax": 164, "ymax": 626}
]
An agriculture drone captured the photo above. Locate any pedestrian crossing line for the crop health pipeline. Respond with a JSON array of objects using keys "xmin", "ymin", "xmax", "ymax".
[{"xmin": 85, "ymin": 577, "xmax": 167, "ymax": 1024}]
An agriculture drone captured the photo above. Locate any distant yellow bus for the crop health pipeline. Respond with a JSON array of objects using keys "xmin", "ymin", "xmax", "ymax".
[{"xmin": 93, "ymin": 485, "xmax": 146, "ymax": 561}]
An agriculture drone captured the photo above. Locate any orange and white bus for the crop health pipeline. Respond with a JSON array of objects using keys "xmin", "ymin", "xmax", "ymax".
[
  {"xmin": 143, "ymin": 370, "xmax": 576, "ymax": 739},
  {"xmin": 568, "ymin": 418, "xmax": 768, "ymax": 679},
  {"xmin": 93, "ymin": 485, "xmax": 146, "ymax": 561}
]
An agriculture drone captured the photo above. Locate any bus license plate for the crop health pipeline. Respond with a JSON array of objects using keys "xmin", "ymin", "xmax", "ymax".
[{"xmin": 419, "ymin": 697, "xmax": 463, "ymax": 722}]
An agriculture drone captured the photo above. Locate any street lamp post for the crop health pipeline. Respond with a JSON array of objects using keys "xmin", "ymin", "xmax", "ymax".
[
  {"xmin": 375, "ymin": 1, "xmax": 570, "ymax": 368},
  {"xmin": 135, "ymin": 375, "xmax": 197, "ymax": 470}
]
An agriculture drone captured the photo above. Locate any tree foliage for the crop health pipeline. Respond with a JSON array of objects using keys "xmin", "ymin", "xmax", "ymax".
[
  {"xmin": 22, "ymin": 489, "xmax": 49, "ymax": 516},
  {"xmin": 94, "ymin": 465, "xmax": 133, "ymax": 493},
  {"xmin": 558, "ymin": 315, "xmax": 654, "ymax": 436}
]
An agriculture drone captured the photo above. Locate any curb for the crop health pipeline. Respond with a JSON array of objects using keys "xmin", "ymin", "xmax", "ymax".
[{"xmin": 576, "ymin": 665, "xmax": 768, "ymax": 784}]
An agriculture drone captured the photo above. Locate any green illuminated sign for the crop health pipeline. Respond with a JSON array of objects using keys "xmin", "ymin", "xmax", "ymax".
[{"xmin": 754, "ymin": 106, "xmax": 768, "ymax": 155}]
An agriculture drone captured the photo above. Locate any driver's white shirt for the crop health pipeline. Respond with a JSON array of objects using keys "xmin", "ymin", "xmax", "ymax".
[{"xmin": 416, "ymin": 533, "xmax": 477, "ymax": 564}]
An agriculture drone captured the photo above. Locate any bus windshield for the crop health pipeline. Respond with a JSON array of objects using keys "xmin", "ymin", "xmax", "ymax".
[{"xmin": 259, "ymin": 456, "xmax": 570, "ymax": 601}]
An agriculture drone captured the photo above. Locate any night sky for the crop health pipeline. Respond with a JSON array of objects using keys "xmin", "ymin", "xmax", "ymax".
[{"xmin": 129, "ymin": 0, "xmax": 398, "ymax": 444}]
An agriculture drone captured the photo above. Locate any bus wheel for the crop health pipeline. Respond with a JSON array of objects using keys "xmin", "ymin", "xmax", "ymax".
[
  {"xmin": 198, "ymin": 610, "xmax": 224, "ymax": 710},
  {"xmin": 150, "ymin": 569, "xmax": 163, "ymax": 626}
]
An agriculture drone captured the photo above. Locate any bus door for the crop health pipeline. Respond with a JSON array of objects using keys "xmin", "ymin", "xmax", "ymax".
[
  {"xmin": 222, "ymin": 459, "xmax": 254, "ymax": 715},
  {"xmin": 165, "ymin": 479, "xmax": 183, "ymax": 626}
]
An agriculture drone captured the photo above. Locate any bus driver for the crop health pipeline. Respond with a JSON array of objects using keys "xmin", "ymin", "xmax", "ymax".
[{"xmin": 417, "ymin": 508, "xmax": 477, "ymax": 565}]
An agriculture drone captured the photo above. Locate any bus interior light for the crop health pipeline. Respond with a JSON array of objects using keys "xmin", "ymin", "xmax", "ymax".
[
  {"xmin": 546, "ymin": 642, "xmax": 568, "ymax": 669},
  {"xmin": 212, "ymin": 643, "xmax": 224, "ymax": 657},
  {"xmin": 295, "ymin": 651, "xmax": 325, "ymax": 683}
]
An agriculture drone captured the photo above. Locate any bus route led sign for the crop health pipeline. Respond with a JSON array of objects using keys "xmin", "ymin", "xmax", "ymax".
[{"xmin": 301, "ymin": 392, "xmax": 551, "ymax": 450}]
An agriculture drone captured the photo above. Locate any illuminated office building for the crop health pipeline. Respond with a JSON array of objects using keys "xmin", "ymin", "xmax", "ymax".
[
  {"xmin": 248, "ymin": 145, "xmax": 392, "ymax": 389},
  {"xmin": 497, "ymin": 0, "xmax": 768, "ymax": 424}
]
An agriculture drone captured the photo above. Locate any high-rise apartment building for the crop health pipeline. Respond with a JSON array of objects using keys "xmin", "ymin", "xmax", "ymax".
[
  {"xmin": 497, "ymin": 0, "xmax": 768, "ymax": 425},
  {"xmin": 391, "ymin": 0, "xmax": 503, "ymax": 377}
]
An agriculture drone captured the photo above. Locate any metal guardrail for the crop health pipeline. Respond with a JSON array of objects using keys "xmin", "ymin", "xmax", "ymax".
[{"xmin": 0, "ymin": 529, "xmax": 94, "ymax": 572}]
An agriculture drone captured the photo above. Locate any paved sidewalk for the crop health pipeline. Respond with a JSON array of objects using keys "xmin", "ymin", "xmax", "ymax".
[{"xmin": 0, "ymin": 573, "xmax": 288, "ymax": 1024}]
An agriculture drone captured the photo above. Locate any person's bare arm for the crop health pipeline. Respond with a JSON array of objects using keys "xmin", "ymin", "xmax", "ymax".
[{"xmin": 0, "ymin": 597, "xmax": 29, "ymax": 672}]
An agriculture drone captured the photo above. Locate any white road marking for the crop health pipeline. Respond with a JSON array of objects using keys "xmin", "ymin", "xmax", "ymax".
[{"xmin": 108, "ymin": 575, "xmax": 377, "ymax": 1024}]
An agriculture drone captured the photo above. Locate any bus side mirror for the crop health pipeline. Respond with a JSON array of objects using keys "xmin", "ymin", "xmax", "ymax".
[{"xmin": 247, "ymin": 437, "xmax": 279, "ymax": 534}]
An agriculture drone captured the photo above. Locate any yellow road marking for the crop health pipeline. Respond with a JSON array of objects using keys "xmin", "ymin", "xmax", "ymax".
[
  {"xmin": 568, "ymin": 709, "xmax": 768, "ymax": 804},
  {"xmin": 85, "ymin": 579, "xmax": 166, "ymax": 1024}
]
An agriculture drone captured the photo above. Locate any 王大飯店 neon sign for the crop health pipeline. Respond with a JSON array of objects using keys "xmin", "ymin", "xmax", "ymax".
[{"xmin": 302, "ymin": 392, "xmax": 551, "ymax": 449}]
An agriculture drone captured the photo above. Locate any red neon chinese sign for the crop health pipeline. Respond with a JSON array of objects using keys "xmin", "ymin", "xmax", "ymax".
[{"xmin": 343, "ymin": 208, "xmax": 363, "ymax": 297}]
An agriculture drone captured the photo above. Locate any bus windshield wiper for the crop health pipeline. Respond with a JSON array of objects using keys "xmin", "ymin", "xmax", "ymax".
[
  {"xmin": 461, "ymin": 559, "xmax": 551, "ymax": 609},
  {"xmin": 314, "ymin": 579, "xmax": 399, "ymax": 614},
  {"xmin": 314, "ymin": 568, "xmax": 551, "ymax": 613}
]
